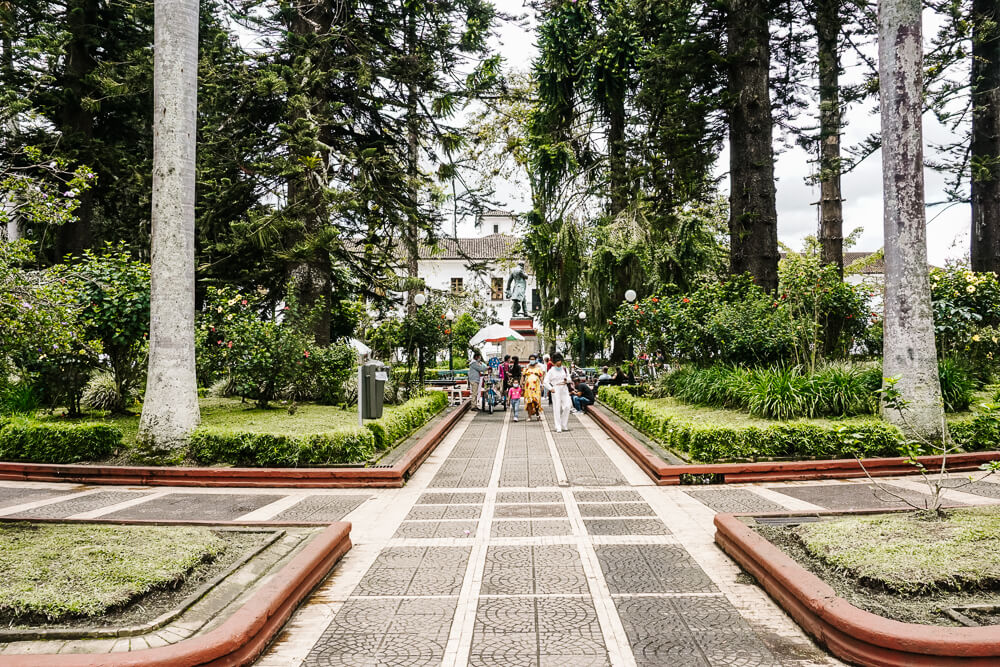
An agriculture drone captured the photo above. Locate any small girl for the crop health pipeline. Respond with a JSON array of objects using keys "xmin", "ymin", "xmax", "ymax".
[{"xmin": 507, "ymin": 380, "xmax": 523, "ymax": 422}]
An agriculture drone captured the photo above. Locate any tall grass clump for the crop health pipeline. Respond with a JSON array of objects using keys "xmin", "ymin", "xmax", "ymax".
[
  {"xmin": 938, "ymin": 358, "xmax": 978, "ymax": 412},
  {"xmin": 811, "ymin": 363, "xmax": 878, "ymax": 416},
  {"xmin": 744, "ymin": 366, "xmax": 812, "ymax": 419}
]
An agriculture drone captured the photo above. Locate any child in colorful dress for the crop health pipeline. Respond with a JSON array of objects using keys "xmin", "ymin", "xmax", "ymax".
[{"xmin": 507, "ymin": 380, "xmax": 523, "ymax": 422}]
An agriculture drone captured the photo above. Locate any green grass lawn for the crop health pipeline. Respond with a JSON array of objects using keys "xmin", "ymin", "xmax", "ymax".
[
  {"xmin": 641, "ymin": 392, "xmax": 992, "ymax": 428},
  {"xmin": 37, "ymin": 397, "xmax": 410, "ymax": 443},
  {"xmin": 640, "ymin": 396, "xmax": 883, "ymax": 429},
  {"xmin": 0, "ymin": 524, "xmax": 225, "ymax": 621},
  {"xmin": 797, "ymin": 506, "xmax": 1000, "ymax": 594}
]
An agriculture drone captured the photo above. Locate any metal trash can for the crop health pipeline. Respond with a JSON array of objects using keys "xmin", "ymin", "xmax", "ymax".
[{"xmin": 360, "ymin": 361, "xmax": 388, "ymax": 419}]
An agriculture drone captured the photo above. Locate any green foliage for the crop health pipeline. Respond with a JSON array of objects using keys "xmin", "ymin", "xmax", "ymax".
[
  {"xmin": 949, "ymin": 404, "xmax": 1000, "ymax": 451},
  {"xmin": 0, "ymin": 524, "xmax": 225, "ymax": 621},
  {"xmin": 83, "ymin": 371, "xmax": 139, "ymax": 412},
  {"xmin": 938, "ymin": 358, "xmax": 978, "ymax": 412},
  {"xmin": 189, "ymin": 392, "xmax": 448, "ymax": 466},
  {"xmin": 54, "ymin": 243, "xmax": 150, "ymax": 412},
  {"xmin": 0, "ymin": 240, "xmax": 97, "ymax": 415},
  {"xmin": 930, "ymin": 266, "xmax": 1000, "ymax": 377},
  {"xmin": 0, "ymin": 383, "xmax": 40, "ymax": 416},
  {"xmin": 616, "ymin": 255, "xmax": 873, "ymax": 367},
  {"xmin": 197, "ymin": 286, "xmax": 354, "ymax": 407},
  {"xmin": 0, "ymin": 417, "xmax": 121, "ymax": 463},
  {"xmin": 599, "ymin": 386, "xmax": 903, "ymax": 463}
]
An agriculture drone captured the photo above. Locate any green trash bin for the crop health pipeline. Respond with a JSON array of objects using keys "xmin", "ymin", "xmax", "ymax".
[{"xmin": 361, "ymin": 361, "xmax": 387, "ymax": 419}]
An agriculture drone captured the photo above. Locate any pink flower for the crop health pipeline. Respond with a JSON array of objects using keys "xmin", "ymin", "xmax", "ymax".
[
  {"xmin": 304, "ymin": 350, "xmax": 310, "ymax": 358},
  {"xmin": 227, "ymin": 341, "xmax": 233, "ymax": 348},
  {"xmin": 217, "ymin": 340, "xmax": 223, "ymax": 345},
  {"xmin": 241, "ymin": 299, "xmax": 248, "ymax": 305}
]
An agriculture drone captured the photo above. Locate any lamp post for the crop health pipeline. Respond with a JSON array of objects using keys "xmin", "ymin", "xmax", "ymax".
[
  {"xmin": 578, "ymin": 311, "xmax": 586, "ymax": 369},
  {"xmin": 624, "ymin": 289, "xmax": 637, "ymax": 304},
  {"xmin": 446, "ymin": 308, "xmax": 455, "ymax": 373}
]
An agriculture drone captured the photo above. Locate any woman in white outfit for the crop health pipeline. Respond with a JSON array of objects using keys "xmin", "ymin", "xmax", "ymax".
[{"xmin": 543, "ymin": 353, "xmax": 573, "ymax": 433}]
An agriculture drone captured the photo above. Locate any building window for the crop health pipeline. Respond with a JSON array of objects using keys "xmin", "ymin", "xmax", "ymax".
[
  {"xmin": 493, "ymin": 224, "xmax": 499, "ymax": 234},
  {"xmin": 491, "ymin": 277, "xmax": 503, "ymax": 301},
  {"xmin": 450, "ymin": 277, "xmax": 464, "ymax": 294}
]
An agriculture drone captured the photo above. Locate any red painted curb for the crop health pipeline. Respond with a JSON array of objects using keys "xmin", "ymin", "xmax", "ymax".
[
  {"xmin": 0, "ymin": 401, "xmax": 470, "ymax": 488},
  {"xmin": 588, "ymin": 404, "xmax": 1000, "ymax": 485},
  {"xmin": 714, "ymin": 512, "xmax": 1000, "ymax": 666},
  {"xmin": 0, "ymin": 521, "xmax": 352, "ymax": 666}
]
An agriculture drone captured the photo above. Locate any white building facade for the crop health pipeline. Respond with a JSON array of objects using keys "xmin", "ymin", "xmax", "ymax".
[{"xmin": 408, "ymin": 210, "xmax": 538, "ymax": 324}]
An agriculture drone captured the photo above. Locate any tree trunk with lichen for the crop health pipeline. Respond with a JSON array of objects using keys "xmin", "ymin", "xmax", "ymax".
[
  {"xmin": 726, "ymin": 0, "xmax": 779, "ymax": 292},
  {"xmin": 138, "ymin": 0, "xmax": 201, "ymax": 455},
  {"xmin": 815, "ymin": 0, "xmax": 844, "ymax": 275},
  {"xmin": 971, "ymin": 0, "xmax": 1000, "ymax": 273},
  {"xmin": 878, "ymin": 0, "xmax": 946, "ymax": 442}
]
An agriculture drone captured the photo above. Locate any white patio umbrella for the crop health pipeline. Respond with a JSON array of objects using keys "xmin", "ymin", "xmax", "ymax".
[
  {"xmin": 348, "ymin": 338, "xmax": 372, "ymax": 355},
  {"xmin": 469, "ymin": 323, "xmax": 526, "ymax": 347}
]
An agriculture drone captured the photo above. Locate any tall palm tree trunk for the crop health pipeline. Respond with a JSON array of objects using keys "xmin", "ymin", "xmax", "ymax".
[
  {"xmin": 138, "ymin": 0, "xmax": 201, "ymax": 454},
  {"xmin": 878, "ymin": 0, "xmax": 945, "ymax": 441}
]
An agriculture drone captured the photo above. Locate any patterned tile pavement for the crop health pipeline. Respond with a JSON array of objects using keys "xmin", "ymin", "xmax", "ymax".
[{"xmin": 8, "ymin": 405, "xmax": 999, "ymax": 665}]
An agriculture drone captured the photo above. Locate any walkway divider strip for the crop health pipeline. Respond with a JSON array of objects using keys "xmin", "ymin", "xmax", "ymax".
[
  {"xmin": 442, "ymin": 409, "xmax": 511, "ymax": 667},
  {"xmin": 562, "ymin": 487, "xmax": 638, "ymax": 667}
]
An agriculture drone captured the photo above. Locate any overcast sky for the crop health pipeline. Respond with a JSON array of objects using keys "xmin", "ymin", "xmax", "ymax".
[{"xmin": 482, "ymin": 1, "xmax": 971, "ymax": 267}]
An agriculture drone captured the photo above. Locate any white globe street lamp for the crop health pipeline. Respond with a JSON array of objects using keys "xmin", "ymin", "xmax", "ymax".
[
  {"xmin": 578, "ymin": 311, "xmax": 586, "ymax": 367},
  {"xmin": 624, "ymin": 289, "xmax": 637, "ymax": 303},
  {"xmin": 414, "ymin": 293, "xmax": 426, "ymax": 306}
]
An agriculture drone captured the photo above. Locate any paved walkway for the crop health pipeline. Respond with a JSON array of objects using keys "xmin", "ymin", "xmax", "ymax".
[{"xmin": 3, "ymin": 407, "xmax": 1000, "ymax": 664}]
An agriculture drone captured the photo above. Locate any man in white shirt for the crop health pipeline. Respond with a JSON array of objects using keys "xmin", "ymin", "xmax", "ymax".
[{"xmin": 543, "ymin": 352, "xmax": 573, "ymax": 432}]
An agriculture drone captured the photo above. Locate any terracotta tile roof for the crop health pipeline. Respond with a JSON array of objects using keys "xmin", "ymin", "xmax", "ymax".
[{"xmin": 419, "ymin": 234, "xmax": 520, "ymax": 261}]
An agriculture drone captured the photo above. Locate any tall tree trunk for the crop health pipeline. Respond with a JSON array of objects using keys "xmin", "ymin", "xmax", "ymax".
[
  {"xmin": 971, "ymin": 0, "xmax": 1000, "ymax": 273},
  {"xmin": 879, "ymin": 0, "xmax": 945, "ymax": 441},
  {"xmin": 727, "ymin": 0, "xmax": 779, "ymax": 292},
  {"xmin": 56, "ymin": 0, "xmax": 97, "ymax": 258},
  {"xmin": 815, "ymin": 0, "xmax": 844, "ymax": 275},
  {"xmin": 607, "ymin": 98, "xmax": 627, "ymax": 217},
  {"xmin": 404, "ymin": 9, "xmax": 420, "ymax": 318},
  {"xmin": 286, "ymin": 1, "xmax": 333, "ymax": 346},
  {"xmin": 138, "ymin": 0, "xmax": 201, "ymax": 454}
]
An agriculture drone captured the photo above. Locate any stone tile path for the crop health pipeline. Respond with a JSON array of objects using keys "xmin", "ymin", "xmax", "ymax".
[{"xmin": 3, "ymin": 406, "xmax": 1000, "ymax": 664}]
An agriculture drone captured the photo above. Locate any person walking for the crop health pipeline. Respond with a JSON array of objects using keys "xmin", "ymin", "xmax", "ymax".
[
  {"xmin": 507, "ymin": 379, "xmax": 523, "ymax": 422},
  {"xmin": 468, "ymin": 352, "xmax": 488, "ymax": 410},
  {"xmin": 522, "ymin": 355, "xmax": 545, "ymax": 420},
  {"xmin": 544, "ymin": 353, "xmax": 573, "ymax": 432}
]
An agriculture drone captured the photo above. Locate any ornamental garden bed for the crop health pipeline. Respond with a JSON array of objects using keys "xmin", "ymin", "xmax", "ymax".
[
  {"xmin": 598, "ymin": 386, "xmax": 1000, "ymax": 465},
  {"xmin": 0, "ymin": 521, "xmax": 350, "ymax": 665},
  {"xmin": 752, "ymin": 507, "xmax": 1000, "ymax": 626},
  {"xmin": 0, "ymin": 523, "xmax": 278, "ymax": 634},
  {"xmin": 715, "ymin": 507, "xmax": 1000, "ymax": 665},
  {"xmin": 0, "ymin": 392, "xmax": 449, "ymax": 468}
]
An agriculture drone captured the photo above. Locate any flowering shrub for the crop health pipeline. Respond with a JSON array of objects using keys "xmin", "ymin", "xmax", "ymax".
[
  {"xmin": 197, "ymin": 286, "xmax": 353, "ymax": 407},
  {"xmin": 615, "ymin": 257, "xmax": 872, "ymax": 366},
  {"xmin": 930, "ymin": 266, "xmax": 1000, "ymax": 377}
]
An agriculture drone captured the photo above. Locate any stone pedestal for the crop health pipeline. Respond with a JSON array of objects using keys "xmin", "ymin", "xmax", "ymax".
[{"xmin": 504, "ymin": 319, "xmax": 538, "ymax": 360}]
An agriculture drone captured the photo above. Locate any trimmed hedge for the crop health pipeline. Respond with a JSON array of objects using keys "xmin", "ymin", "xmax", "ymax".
[
  {"xmin": 189, "ymin": 391, "xmax": 449, "ymax": 467},
  {"xmin": 950, "ymin": 408, "xmax": 1000, "ymax": 452},
  {"xmin": 0, "ymin": 417, "xmax": 121, "ymax": 463},
  {"xmin": 599, "ymin": 387, "xmax": 904, "ymax": 462}
]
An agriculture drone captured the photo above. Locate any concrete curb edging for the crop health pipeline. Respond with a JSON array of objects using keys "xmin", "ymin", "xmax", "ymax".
[
  {"xmin": 0, "ymin": 401, "xmax": 469, "ymax": 488},
  {"xmin": 714, "ymin": 512, "xmax": 1000, "ymax": 666},
  {"xmin": 588, "ymin": 403, "xmax": 1000, "ymax": 485},
  {"xmin": 0, "ymin": 521, "xmax": 352, "ymax": 666}
]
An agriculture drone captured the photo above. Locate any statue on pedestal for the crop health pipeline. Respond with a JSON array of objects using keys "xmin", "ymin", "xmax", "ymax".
[{"xmin": 505, "ymin": 262, "xmax": 529, "ymax": 318}]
